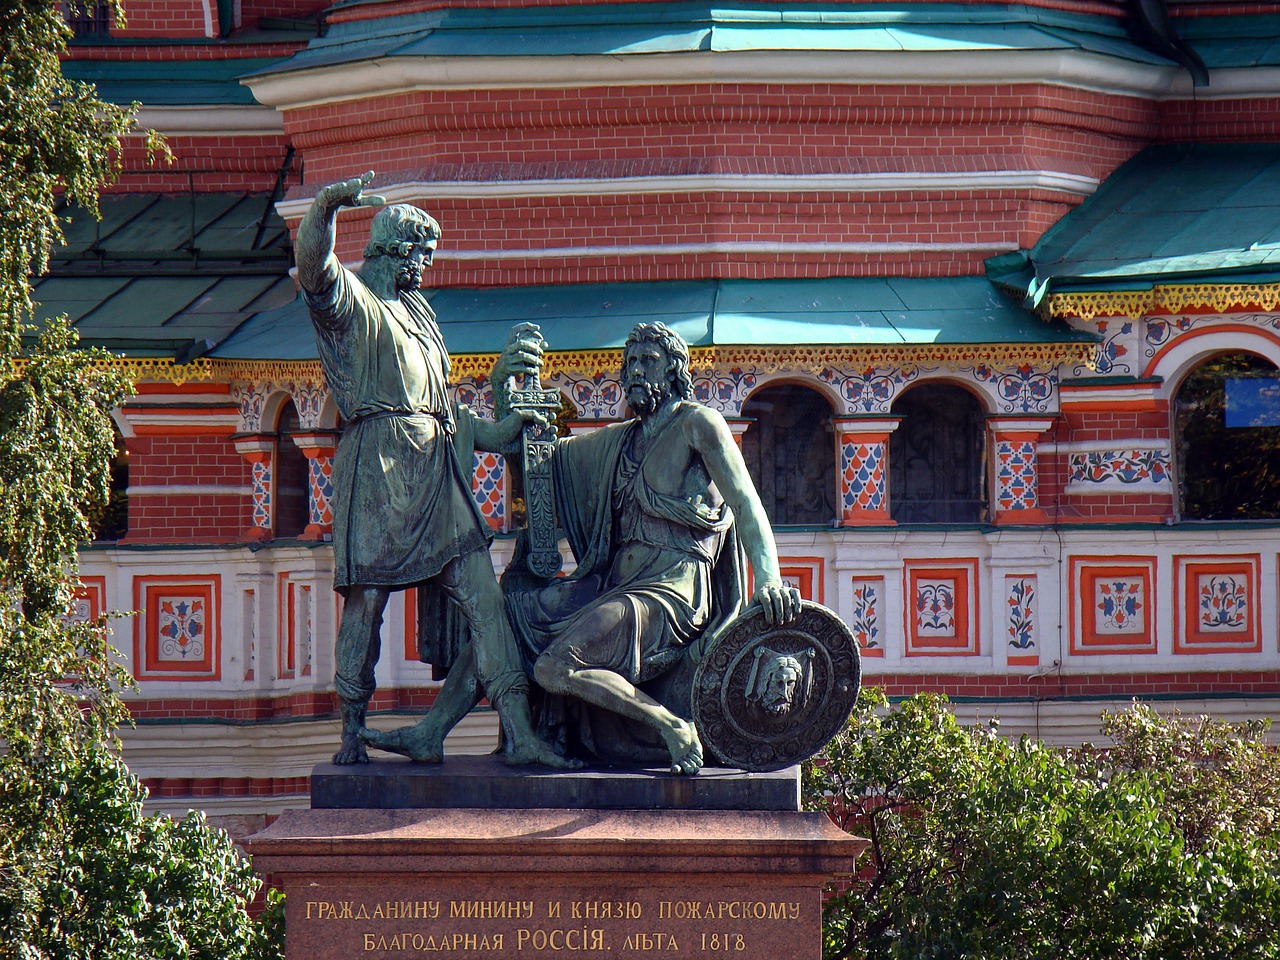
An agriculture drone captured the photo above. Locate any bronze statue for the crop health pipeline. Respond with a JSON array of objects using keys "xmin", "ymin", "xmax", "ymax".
[
  {"xmin": 367, "ymin": 320, "xmax": 808, "ymax": 774},
  {"xmin": 296, "ymin": 171, "xmax": 573, "ymax": 769}
]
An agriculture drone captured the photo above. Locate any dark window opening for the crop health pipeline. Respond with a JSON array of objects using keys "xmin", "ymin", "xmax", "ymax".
[
  {"xmin": 92, "ymin": 428, "xmax": 128, "ymax": 541},
  {"xmin": 275, "ymin": 401, "xmax": 309, "ymax": 538},
  {"xmin": 741, "ymin": 384, "xmax": 836, "ymax": 526},
  {"xmin": 890, "ymin": 383, "xmax": 986, "ymax": 524},
  {"xmin": 1176, "ymin": 352, "xmax": 1280, "ymax": 520},
  {"xmin": 63, "ymin": 1, "xmax": 111, "ymax": 38}
]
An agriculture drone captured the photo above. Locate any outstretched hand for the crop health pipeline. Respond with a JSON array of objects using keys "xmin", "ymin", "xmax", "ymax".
[
  {"xmin": 754, "ymin": 579, "xmax": 802, "ymax": 626},
  {"xmin": 318, "ymin": 170, "xmax": 387, "ymax": 213}
]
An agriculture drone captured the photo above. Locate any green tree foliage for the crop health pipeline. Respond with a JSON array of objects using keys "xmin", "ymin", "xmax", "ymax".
[
  {"xmin": 0, "ymin": 2, "xmax": 281, "ymax": 958},
  {"xmin": 804, "ymin": 690, "xmax": 1280, "ymax": 960}
]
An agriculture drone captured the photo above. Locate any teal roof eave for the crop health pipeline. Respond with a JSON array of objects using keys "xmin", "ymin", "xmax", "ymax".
[
  {"xmin": 210, "ymin": 276, "xmax": 1095, "ymax": 361},
  {"xmin": 986, "ymin": 144, "xmax": 1280, "ymax": 301},
  {"xmin": 62, "ymin": 59, "xmax": 281, "ymax": 107},
  {"xmin": 244, "ymin": 1, "xmax": 1176, "ymax": 77}
]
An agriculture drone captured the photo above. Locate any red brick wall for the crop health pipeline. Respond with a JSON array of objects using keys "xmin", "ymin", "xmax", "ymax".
[
  {"xmin": 123, "ymin": 433, "xmax": 250, "ymax": 543},
  {"xmin": 112, "ymin": 0, "xmax": 211, "ymax": 38},
  {"xmin": 109, "ymin": 136, "xmax": 293, "ymax": 194}
]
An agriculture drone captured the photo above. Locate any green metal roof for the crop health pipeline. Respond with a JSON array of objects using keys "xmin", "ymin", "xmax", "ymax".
[
  {"xmin": 62, "ymin": 58, "xmax": 282, "ymax": 106},
  {"xmin": 986, "ymin": 144, "xmax": 1280, "ymax": 304},
  {"xmin": 212, "ymin": 276, "xmax": 1095, "ymax": 360},
  {"xmin": 34, "ymin": 192, "xmax": 295, "ymax": 357},
  {"xmin": 245, "ymin": 2, "xmax": 1178, "ymax": 77}
]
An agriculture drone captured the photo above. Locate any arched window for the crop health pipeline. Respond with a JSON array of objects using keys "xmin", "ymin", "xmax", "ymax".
[
  {"xmin": 741, "ymin": 384, "xmax": 836, "ymax": 526},
  {"xmin": 890, "ymin": 383, "xmax": 986, "ymax": 524},
  {"xmin": 275, "ymin": 400, "xmax": 309, "ymax": 538},
  {"xmin": 1175, "ymin": 352, "xmax": 1280, "ymax": 520}
]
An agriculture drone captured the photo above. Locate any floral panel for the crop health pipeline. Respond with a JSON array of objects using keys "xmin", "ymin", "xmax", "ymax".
[
  {"xmin": 850, "ymin": 577, "xmax": 885, "ymax": 658},
  {"xmin": 1069, "ymin": 558, "xmax": 1157, "ymax": 655},
  {"xmin": 1005, "ymin": 575, "xmax": 1038, "ymax": 666},
  {"xmin": 1175, "ymin": 556, "xmax": 1262, "ymax": 654},
  {"xmin": 904, "ymin": 559, "xmax": 980, "ymax": 657},
  {"xmin": 134, "ymin": 576, "xmax": 221, "ymax": 680}
]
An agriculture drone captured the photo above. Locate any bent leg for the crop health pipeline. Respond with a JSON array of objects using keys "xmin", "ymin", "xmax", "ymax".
[
  {"xmin": 441, "ymin": 549, "xmax": 580, "ymax": 769},
  {"xmin": 533, "ymin": 600, "xmax": 703, "ymax": 775},
  {"xmin": 333, "ymin": 584, "xmax": 390, "ymax": 764}
]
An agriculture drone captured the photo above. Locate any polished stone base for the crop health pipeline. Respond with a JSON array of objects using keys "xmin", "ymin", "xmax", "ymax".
[
  {"xmin": 310, "ymin": 754, "xmax": 801, "ymax": 811},
  {"xmin": 247, "ymin": 805, "xmax": 865, "ymax": 960}
]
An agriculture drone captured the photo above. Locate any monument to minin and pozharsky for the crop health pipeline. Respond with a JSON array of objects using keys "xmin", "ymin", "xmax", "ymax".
[{"xmin": 246, "ymin": 172, "xmax": 866, "ymax": 960}]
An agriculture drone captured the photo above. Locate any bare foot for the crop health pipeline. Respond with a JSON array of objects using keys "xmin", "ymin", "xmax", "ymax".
[
  {"xmin": 333, "ymin": 732, "xmax": 369, "ymax": 765},
  {"xmin": 360, "ymin": 721, "xmax": 444, "ymax": 763},
  {"xmin": 661, "ymin": 719, "xmax": 703, "ymax": 775},
  {"xmin": 504, "ymin": 740, "xmax": 586, "ymax": 770}
]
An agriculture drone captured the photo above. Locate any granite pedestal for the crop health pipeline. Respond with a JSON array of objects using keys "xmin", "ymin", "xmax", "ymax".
[{"xmin": 246, "ymin": 757, "xmax": 866, "ymax": 960}]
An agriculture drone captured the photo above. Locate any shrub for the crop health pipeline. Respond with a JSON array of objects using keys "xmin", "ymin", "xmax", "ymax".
[{"xmin": 804, "ymin": 690, "xmax": 1280, "ymax": 960}]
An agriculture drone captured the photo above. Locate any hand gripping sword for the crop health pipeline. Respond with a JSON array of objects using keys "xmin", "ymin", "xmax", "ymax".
[{"xmin": 507, "ymin": 328, "xmax": 563, "ymax": 579}]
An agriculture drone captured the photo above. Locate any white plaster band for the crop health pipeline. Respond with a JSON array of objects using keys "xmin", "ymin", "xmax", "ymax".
[
  {"xmin": 127, "ymin": 485, "xmax": 252, "ymax": 496},
  {"xmin": 274, "ymin": 169, "xmax": 1099, "ymax": 218}
]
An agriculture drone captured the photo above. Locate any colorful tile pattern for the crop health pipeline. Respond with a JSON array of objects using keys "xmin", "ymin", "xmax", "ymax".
[
  {"xmin": 850, "ymin": 578, "xmax": 883, "ymax": 656},
  {"xmin": 250, "ymin": 458, "xmax": 273, "ymax": 530},
  {"xmin": 1070, "ymin": 558, "xmax": 1157, "ymax": 655},
  {"xmin": 134, "ymin": 576, "xmax": 220, "ymax": 680},
  {"xmin": 842, "ymin": 440, "xmax": 886, "ymax": 513},
  {"xmin": 1175, "ymin": 556, "xmax": 1262, "ymax": 654},
  {"xmin": 905, "ymin": 560, "xmax": 979, "ymax": 656},
  {"xmin": 996, "ymin": 440, "xmax": 1038, "ymax": 510},
  {"xmin": 307, "ymin": 453, "xmax": 335, "ymax": 527},
  {"xmin": 1069, "ymin": 450, "xmax": 1171, "ymax": 486},
  {"xmin": 473, "ymin": 452, "xmax": 506, "ymax": 528}
]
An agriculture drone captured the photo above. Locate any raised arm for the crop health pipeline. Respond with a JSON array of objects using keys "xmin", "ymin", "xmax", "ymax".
[
  {"xmin": 295, "ymin": 171, "xmax": 386, "ymax": 296},
  {"xmin": 686, "ymin": 406, "xmax": 801, "ymax": 625}
]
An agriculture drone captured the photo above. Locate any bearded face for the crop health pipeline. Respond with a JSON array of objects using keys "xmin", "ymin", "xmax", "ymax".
[
  {"xmin": 623, "ymin": 343, "xmax": 673, "ymax": 417},
  {"xmin": 391, "ymin": 241, "xmax": 435, "ymax": 292}
]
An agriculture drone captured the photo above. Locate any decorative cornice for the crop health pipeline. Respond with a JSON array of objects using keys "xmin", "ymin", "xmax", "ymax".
[
  {"xmin": 95, "ymin": 357, "xmax": 216, "ymax": 385},
  {"xmin": 104, "ymin": 343, "xmax": 1094, "ymax": 386},
  {"xmin": 1049, "ymin": 282, "xmax": 1280, "ymax": 320},
  {"xmin": 244, "ymin": 50, "xmax": 1202, "ymax": 109}
]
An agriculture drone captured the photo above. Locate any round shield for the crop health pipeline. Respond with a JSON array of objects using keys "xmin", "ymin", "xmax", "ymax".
[{"xmin": 693, "ymin": 600, "xmax": 862, "ymax": 772}]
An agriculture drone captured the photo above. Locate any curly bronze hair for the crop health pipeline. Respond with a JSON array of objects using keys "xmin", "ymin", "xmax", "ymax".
[
  {"xmin": 623, "ymin": 322, "xmax": 694, "ymax": 400},
  {"xmin": 363, "ymin": 204, "xmax": 441, "ymax": 259}
]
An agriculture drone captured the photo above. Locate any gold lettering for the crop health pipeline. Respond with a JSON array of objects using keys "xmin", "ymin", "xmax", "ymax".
[
  {"xmin": 547, "ymin": 901, "xmax": 561, "ymax": 919},
  {"xmin": 363, "ymin": 933, "xmax": 376, "ymax": 951}
]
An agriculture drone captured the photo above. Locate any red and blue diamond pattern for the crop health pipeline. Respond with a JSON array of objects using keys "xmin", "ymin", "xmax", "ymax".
[
  {"xmin": 250, "ymin": 460, "xmax": 272, "ymax": 530},
  {"xmin": 996, "ymin": 440, "xmax": 1037, "ymax": 511}
]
